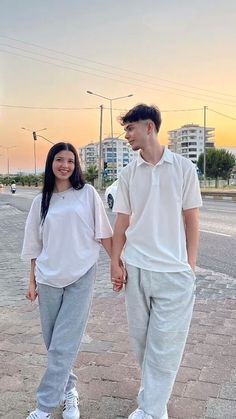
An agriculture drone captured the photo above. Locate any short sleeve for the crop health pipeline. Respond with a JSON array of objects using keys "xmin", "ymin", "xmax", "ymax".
[
  {"xmin": 112, "ymin": 174, "xmax": 131, "ymax": 215},
  {"xmin": 21, "ymin": 195, "xmax": 43, "ymax": 261},
  {"xmin": 182, "ymin": 163, "xmax": 202, "ymax": 210},
  {"xmin": 93, "ymin": 189, "xmax": 113, "ymax": 240}
]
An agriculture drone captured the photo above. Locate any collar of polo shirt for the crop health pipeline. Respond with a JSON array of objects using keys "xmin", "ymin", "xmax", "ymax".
[{"xmin": 137, "ymin": 147, "xmax": 174, "ymax": 167}]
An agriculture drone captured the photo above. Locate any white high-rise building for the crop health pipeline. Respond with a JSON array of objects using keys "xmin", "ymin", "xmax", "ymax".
[
  {"xmin": 168, "ymin": 124, "xmax": 215, "ymax": 164},
  {"xmin": 79, "ymin": 138, "xmax": 135, "ymax": 180},
  {"xmin": 79, "ymin": 142, "xmax": 98, "ymax": 172}
]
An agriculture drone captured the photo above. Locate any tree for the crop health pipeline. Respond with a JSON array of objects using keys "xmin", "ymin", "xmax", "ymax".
[
  {"xmin": 85, "ymin": 165, "xmax": 98, "ymax": 186},
  {"xmin": 198, "ymin": 148, "xmax": 235, "ymax": 187}
]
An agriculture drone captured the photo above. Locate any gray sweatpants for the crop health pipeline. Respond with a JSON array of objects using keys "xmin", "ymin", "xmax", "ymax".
[
  {"xmin": 125, "ymin": 264, "xmax": 196, "ymax": 419},
  {"xmin": 36, "ymin": 264, "xmax": 96, "ymax": 413}
]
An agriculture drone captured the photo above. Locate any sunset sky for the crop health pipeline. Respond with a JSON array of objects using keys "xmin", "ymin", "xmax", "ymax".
[{"xmin": 1, "ymin": 0, "xmax": 236, "ymax": 173}]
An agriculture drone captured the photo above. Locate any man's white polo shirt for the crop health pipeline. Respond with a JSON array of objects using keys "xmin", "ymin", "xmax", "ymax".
[{"xmin": 113, "ymin": 147, "xmax": 202, "ymax": 272}]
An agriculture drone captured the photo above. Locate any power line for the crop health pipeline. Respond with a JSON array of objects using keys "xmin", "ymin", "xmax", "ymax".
[
  {"xmin": 2, "ymin": 48, "xmax": 236, "ymax": 109},
  {"xmin": 1, "ymin": 43, "xmax": 236, "ymax": 107},
  {"xmin": 208, "ymin": 108, "xmax": 236, "ymax": 121},
  {"xmin": 1, "ymin": 34, "xmax": 235, "ymax": 100},
  {"xmin": 0, "ymin": 104, "xmax": 204, "ymax": 113},
  {"xmin": 0, "ymin": 104, "xmax": 99, "ymax": 110},
  {"xmin": 2, "ymin": 43, "xmax": 236, "ymax": 106},
  {"xmin": 161, "ymin": 108, "xmax": 203, "ymax": 113}
]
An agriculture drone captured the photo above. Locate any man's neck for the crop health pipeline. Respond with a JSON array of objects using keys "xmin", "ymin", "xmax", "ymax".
[{"xmin": 140, "ymin": 142, "xmax": 164, "ymax": 165}]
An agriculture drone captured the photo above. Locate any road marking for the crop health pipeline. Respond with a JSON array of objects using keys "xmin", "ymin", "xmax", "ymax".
[
  {"xmin": 205, "ymin": 208, "xmax": 236, "ymax": 213},
  {"xmin": 200, "ymin": 229, "xmax": 232, "ymax": 237}
]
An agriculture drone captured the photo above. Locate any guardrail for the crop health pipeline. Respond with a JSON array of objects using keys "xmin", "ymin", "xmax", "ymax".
[{"xmin": 201, "ymin": 191, "xmax": 236, "ymax": 201}]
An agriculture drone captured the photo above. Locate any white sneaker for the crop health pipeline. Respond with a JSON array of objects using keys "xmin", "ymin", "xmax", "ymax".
[
  {"xmin": 62, "ymin": 388, "xmax": 80, "ymax": 419},
  {"xmin": 128, "ymin": 409, "xmax": 147, "ymax": 419},
  {"xmin": 26, "ymin": 409, "xmax": 51, "ymax": 419},
  {"xmin": 128, "ymin": 408, "xmax": 168, "ymax": 419}
]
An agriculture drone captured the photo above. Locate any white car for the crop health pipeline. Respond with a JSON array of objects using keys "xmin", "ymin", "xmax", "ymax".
[{"xmin": 105, "ymin": 180, "xmax": 118, "ymax": 209}]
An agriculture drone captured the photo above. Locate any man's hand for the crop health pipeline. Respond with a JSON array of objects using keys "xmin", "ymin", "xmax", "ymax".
[
  {"xmin": 111, "ymin": 261, "xmax": 127, "ymax": 292},
  {"xmin": 26, "ymin": 280, "xmax": 38, "ymax": 302}
]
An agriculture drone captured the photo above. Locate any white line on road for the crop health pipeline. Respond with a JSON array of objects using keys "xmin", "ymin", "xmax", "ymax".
[
  {"xmin": 200, "ymin": 229, "xmax": 232, "ymax": 237},
  {"xmin": 205, "ymin": 208, "xmax": 236, "ymax": 213}
]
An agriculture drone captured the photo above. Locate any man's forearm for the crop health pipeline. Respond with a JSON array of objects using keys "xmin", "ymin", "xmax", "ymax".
[
  {"xmin": 101, "ymin": 237, "xmax": 112, "ymax": 258},
  {"xmin": 111, "ymin": 213, "xmax": 130, "ymax": 265},
  {"xmin": 112, "ymin": 233, "xmax": 126, "ymax": 265},
  {"xmin": 184, "ymin": 208, "xmax": 200, "ymax": 271}
]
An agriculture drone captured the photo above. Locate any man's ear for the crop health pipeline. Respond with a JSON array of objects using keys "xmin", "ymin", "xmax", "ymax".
[{"xmin": 147, "ymin": 120, "xmax": 155, "ymax": 135}]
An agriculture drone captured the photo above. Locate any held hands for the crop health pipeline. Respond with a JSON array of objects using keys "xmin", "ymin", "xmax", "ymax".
[
  {"xmin": 111, "ymin": 260, "xmax": 127, "ymax": 293},
  {"xmin": 26, "ymin": 279, "xmax": 38, "ymax": 302}
]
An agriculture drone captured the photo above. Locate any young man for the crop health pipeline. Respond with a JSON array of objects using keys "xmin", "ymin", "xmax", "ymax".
[{"xmin": 111, "ymin": 104, "xmax": 202, "ymax": 419}]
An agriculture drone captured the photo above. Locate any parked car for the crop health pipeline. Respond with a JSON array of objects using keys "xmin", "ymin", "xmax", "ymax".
[{"xmin": 105, "ymin": 180, "xmax": 118, "ymax": 209}]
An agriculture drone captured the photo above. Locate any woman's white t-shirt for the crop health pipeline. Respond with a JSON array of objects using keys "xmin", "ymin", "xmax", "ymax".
[{"xmin": 21, "ymin": 184, "xmax": 112, "ymax": 287}]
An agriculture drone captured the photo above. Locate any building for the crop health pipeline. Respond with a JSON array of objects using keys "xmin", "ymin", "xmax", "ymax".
[
  {"xmin": 168, "ymin": 124, "xmax": 215, "ymax": 164},
  {"xmin": 79, "ymin": 142, "xmax": 98, "ymax": 172},
  {"xmin": 79, "ymin": 137, "xmax": 135, "ymax": 180}
]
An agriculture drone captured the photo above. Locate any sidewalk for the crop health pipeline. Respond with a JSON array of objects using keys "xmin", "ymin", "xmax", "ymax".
[{"xmin": 0, "ymin": 200, "xmax": 236, "ymax": 418}]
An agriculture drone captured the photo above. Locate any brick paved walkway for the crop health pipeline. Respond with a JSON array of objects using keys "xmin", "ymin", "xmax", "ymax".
[{"xmin": 0, "ymin": 198, "xmax": 236, "ymax": 419}]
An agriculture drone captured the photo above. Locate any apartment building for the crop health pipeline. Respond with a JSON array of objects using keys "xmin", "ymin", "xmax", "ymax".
[
  {"xmin": 168, "ymin": 124, "xmax": 215, "ymax": 164},
  {"xmin": 79, "ymin": 143, "xmax": 98, "ymax": 172},
  {"xmin": 79, "ymin": 137, "xmax": 135, "ymax": 180}
]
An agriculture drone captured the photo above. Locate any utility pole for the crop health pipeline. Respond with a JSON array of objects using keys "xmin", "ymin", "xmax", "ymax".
[
  {"xmin": 86, "ymin": 91, "xmax": 133, "ymax": 181},
  {"xmin": 21, "ymin": 127, "xmax": 54, "ymax": 175},
  {"xmin": 33, "ymin": 131, "xmax": 37, "ymax": 175},
  {"xmin": 4, "ymin": 146, "xmax": 17, "ymax": 183},
  {"xmin": 203, "ymin": 106, "xmax": 208, "ymax": 188},
  {"xmin": 98, "ymin": 105, "xmax": 103, "ymax": 190}
]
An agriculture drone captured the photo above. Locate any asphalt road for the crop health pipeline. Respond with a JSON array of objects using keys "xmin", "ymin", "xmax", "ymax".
[
  {"xmin": 198, "ymin": 199, "xmax": 236, "ymax": 278},
  {"xmin": 1, "ymin": 187, "xmax": 235, "ymax": 278}
]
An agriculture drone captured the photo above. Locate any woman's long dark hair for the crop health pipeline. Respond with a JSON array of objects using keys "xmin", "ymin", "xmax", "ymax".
[{"xmin": 41, "ymin": 142, "xmax": 85, "ymax": 223}]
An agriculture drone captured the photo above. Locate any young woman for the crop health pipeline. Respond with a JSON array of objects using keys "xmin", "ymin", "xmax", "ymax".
[{"xmin": 21, "ymin": 142, "xmax": 112, "ymax": 419}]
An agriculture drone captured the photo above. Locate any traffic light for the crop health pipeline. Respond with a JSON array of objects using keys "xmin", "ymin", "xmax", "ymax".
[
  {"xmin": 33, "ymin": 131, "xmax": 37, "ymax": 141},
  {"xmin": 104, "ymin": 161, "xmax": 107, "ymax": 170}
]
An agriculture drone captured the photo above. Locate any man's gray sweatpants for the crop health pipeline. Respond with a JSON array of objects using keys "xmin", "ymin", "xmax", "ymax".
[
  {"xmin": 125, "ymin": 264, "xmax": 196, "ymax": 419},
  {"xmin": 36, "ymin": 264, "xmax": 96, "ymax": 413}
]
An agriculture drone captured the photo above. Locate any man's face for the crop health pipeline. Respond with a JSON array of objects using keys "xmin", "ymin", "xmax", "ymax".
[{"xmin": 124, "ymin": 120, "xmax": 149, "ymax": 151}]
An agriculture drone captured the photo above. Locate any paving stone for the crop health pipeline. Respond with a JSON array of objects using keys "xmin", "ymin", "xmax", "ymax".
[
  {"xmin": 184, "ymin": 381, "xmax": 220, "ymax": 400},
  {"xmin": 219, "ymin": 382, "xmax": 236, "ymax": 400},
  {"xmin": 199, "ymin": 367, "xmax": 232, "ymax": 384},
  {"xmin": 206, "ymin": 397, "xmax": 236, "ymax": 418},
  {"xmin": 168, "ymin": 396, "xmax": 206, "ymax": 418}
]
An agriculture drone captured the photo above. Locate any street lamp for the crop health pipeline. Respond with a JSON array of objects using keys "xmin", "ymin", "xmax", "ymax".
[
  {"xmin": 203, "ymin": 106, "xmax": 208, "ymax": 188},
  {"xmin": 86, "ymin": 90, "xmax": 133, "ymax": 180},
  {"xmin": 21, "ymin": 127, "xmax": 54, "ymax": 175},
  {"xmin": 2, "ymin": 146, "xmax": 17, "ymax": 181}
]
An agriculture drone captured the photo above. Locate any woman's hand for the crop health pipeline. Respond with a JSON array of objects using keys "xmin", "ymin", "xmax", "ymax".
[{"xmin": 111, "ymin": 260, "xmax": 127, "ymax": 292}]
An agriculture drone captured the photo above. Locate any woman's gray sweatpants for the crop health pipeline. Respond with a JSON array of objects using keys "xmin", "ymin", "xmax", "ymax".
[
  {"xmin": 125, "ymin": 264, "xmax": 196, "ymax": 419},
  {"xmin": 36, "ymin": 264, "xmax": 96, "ymax": 413}
]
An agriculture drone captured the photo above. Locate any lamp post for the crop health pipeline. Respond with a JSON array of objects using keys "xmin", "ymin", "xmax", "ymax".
[
  {"xmin": 203, "ymin": 106, "xmax": 208, "ymax": 188},
  {"xmin": 98, "ymin": 104, "xmax": 103, "ymax": 190},
  {"xmin": 3, "ymin": 146, "xmax": 17, "ymax": 182},
  {"xmin": 86, "ymin": 91, "xmax": 133, "ymax": 180},
  {"xmin": 21, "ymin": 127, "xmax": 54, "ymax": 175},
  {"xmin": 0, "ymin": 153, "xmax": 2, "ymax": 176}
]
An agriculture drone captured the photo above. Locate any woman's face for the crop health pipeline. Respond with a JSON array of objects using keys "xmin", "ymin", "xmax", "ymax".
[{"xmin": 52, "ymin": 150, "xmax": 75, "ymax": 181}]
